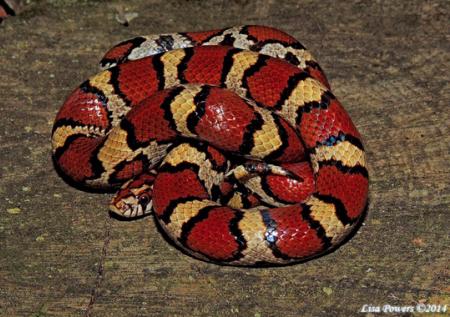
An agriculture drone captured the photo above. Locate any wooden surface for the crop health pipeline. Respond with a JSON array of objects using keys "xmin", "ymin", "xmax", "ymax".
[{"xmin": 0, "ymin": 0, "xmax": 448, "ymax": 316}]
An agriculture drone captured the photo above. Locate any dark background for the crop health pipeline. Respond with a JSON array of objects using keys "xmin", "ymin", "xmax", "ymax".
[{"xmin": 0, "ymin": 0, "xmax": 448, "ymax": 316}]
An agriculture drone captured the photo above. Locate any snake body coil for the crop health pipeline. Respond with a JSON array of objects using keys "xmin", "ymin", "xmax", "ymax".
[{"xmin": 52, "ymin": 25, "xmax": 368, "ymax": 266}]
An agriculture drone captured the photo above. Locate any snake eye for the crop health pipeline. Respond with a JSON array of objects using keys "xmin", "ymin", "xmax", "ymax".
[{"xmin": 138, "ymin": 194, "xmax": 150, "ymax": 206}]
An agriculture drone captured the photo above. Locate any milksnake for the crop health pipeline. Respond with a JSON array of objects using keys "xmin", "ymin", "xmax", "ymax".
[{"xmin": 52, "ymin": 25, "xmax": 368, "ymax": 266}]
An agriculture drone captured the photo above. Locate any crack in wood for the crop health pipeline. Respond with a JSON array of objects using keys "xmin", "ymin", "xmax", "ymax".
[{"xmin": 84, "ymin": 217, "xmax": 112, "ymax": 317}]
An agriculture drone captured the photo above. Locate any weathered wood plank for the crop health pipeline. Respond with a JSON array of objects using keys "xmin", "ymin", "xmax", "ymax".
[{"xmin": 0, "ymin": 0, "xmax": 448, "ymax": 316}]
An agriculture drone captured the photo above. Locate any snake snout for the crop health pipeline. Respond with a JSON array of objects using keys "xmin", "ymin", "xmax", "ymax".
[{"xmin": 109, "ymin": 200, "xmax": 131, "ymax": 217}]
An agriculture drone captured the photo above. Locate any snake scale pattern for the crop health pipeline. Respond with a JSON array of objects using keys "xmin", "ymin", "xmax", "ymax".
[{"xmin": 52, "ymin": 25, "xmax": 368, "ymax": 266}]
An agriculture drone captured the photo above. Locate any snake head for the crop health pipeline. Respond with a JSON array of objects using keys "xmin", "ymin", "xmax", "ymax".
[{"xmin": 109, "ymin": 173, "xmax": 155, "ymax": 218}]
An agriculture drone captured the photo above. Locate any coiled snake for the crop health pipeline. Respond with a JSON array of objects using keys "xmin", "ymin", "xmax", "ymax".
[{"xmin": 52, "ymin": 25, "xmax": 368, "ymax": 266}]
